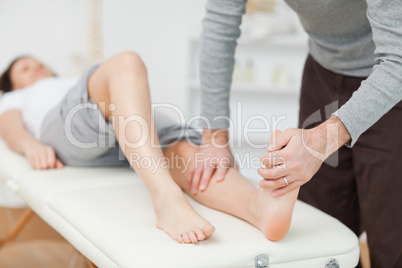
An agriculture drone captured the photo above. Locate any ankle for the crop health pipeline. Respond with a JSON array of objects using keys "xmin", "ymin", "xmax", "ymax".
[
  {"xmin": 151, "ymin": 184, "xmax": 184, "ymax": 204},
  {"xmin": 146, "ymin": 174, "xmax": 180, "ymax": 193}
]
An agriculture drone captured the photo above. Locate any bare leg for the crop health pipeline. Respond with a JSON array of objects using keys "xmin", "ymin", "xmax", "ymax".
[
  {"xmin": 87, "ymin": 51, "xmax": 214, "ymax": 243},
  {"xmin": 164, "ymin": 142, "xmax": 299, "ymax": 241}
]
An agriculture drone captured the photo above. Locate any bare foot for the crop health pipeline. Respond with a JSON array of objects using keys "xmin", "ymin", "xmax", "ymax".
[
  {"xmin": 153, "ymin": 190, "xmax": 215, "ymax": 243},
  {"xmin": 249, "ymin": 187, "xmax": 299, "ymax": 241}
]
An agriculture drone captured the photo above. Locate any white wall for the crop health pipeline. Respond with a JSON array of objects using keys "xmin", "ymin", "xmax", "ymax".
[
  {"xmin": 0, "ymin": 0, "xmax": 208, "ymax": 110},
  {"xmin": 102, "ymin": 0, "xmax": 208, "ymax": 115},
  {"xmin": 0, "ymin": 0, "xmax": 91, "ymax": 77}
]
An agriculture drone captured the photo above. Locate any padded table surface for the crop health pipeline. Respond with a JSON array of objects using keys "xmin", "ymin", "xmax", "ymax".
[{"xmin": 0, "ymin": 139, "xmax": 359, "ymax": 267}]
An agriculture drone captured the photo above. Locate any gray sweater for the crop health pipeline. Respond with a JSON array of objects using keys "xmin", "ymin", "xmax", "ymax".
[{"xmin": 200, "ymin": 0, "xmax": 402, "ymax": 147}]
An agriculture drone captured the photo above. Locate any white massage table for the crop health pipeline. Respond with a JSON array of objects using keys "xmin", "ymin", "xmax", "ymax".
[{"xmin": 0, "ymin": 138, "xmax": 359, "ymax": 268}]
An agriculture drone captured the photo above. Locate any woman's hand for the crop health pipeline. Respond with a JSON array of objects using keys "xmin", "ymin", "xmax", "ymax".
[
  {"xmin": 24, "ymin": 141, "xmax": 64, "ymax": 170},
  {"xmin": 0, "ymin": 110, "xmax": 63, "ymax": 170}
]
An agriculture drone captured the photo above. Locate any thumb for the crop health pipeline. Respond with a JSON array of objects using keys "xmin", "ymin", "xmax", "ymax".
[
  {"xmin": 267, "ymin": 129, "xmax": 294, "ymax": 152},
  {"xmin": 268, "ymin": 130, "xmax": 282, "ymax": 148}
]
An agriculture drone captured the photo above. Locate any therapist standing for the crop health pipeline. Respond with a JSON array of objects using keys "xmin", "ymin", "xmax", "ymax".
[{"xmin": 187, "ymin": 0, "xmax": 402, "ymax": 267}]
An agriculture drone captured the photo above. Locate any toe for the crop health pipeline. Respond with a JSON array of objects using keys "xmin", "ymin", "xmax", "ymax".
[
  {"xmin": 177, "ymin": 234, "xmax": 184, "ymax": 243},
  {"xmin": 189, "ymin": 231, "xmax": 198, "ymax": 243},
  {"xmin": 203, "ymin": 224, "xmax": 216, "ymax": 238},
  {"xmin": 182, "ymin": 232, "xmax": 191, "ymax": 243},
  {"xmin": 195, "ymin": 228, "xmax": 205, "ymax": 241}
]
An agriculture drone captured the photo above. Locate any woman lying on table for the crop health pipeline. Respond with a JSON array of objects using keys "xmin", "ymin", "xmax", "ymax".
[{"xmin": 0, "ymin": 52, "xmax": 298, "ymax": 243}]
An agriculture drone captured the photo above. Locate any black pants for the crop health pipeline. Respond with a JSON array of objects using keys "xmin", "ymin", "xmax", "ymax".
[{"xmin": 298, "ymin": 55, "xmax": 402, "ymax": 268}]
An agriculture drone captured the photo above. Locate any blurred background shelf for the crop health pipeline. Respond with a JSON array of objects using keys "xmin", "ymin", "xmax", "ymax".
[
  {"xmin": 186, "ymin": 3, "xmax": 308, "ymax": 143},
  {"xmin": 189, "ymin": 81, "xmax": 301, "ymax": 95}
]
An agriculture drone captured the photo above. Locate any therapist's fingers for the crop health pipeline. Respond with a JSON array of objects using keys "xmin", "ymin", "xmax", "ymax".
[
  {"xmin": 259, "ymin": 176, "xmax": 290, "ymax": 189},
  {"xmin": 272, "ymin": 180, "xmax": 304, "ymax": 198},
  {"xmin": 199, "ymin": 166, "xmax": 214, "ymax": 192},
  {"xmin": 268, "ymin": 130, "xmax": 282, "ymax": 149},
  {"xmin": 257, "ymin": 166, "xmax": 287, "ymax": 181},
  {"xmin": 190, "ymin": 163, "xmax": 204, "ymax": 195},
  {"xmin": 267, "ymin": 128, "xmax": 297, "ymax": 152},
  {"xmin": 260, "ymin": 152, "xmax": 286, "ymax": 168},
  {"xmin": 214, "ymin": 166, "xmax": 228, "ymax": 183},
  {"xmin": 186, "ymin": 164, "xmax": 195, "ymax": 190}
]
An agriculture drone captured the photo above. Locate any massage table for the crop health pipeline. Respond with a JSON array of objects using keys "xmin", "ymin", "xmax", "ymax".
[{"xmin": 0, "ymin": 138, "xmax": 359, "ymax": 268}]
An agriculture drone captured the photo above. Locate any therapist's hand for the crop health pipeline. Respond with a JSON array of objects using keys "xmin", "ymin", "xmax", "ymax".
[
  {"xmin": 258, "ymin": 116, "xmax": 351, "ymax": 197},
  {"xmin": 187, "ymin": 129, "xmax": 235, "ymax": 195},
  {"xmin": 24, "ymin": 141, "xmax": 64, "ymax": 170}
]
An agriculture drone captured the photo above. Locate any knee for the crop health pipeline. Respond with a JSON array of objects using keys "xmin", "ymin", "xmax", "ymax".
[
  {"xmin": 118, "ymin": 51, "xmax": 142, "ymax": 64},
  {"xmin": 113, "ymin": 51, "xmax": 146, "ymax": 74}
]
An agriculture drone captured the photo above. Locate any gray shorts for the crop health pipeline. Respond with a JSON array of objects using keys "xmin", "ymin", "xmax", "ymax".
[{"xmin": 39, "ymin": 64, "xmax": 201, "ymax": 166}]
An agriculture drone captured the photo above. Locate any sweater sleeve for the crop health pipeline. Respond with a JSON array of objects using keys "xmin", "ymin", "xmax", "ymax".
[
  {"xmin": 333, "ymin": 0, "xmax": 402, "ymax": 147},
  {"xmin": 199, "ymin": 0, "xmax": 247, "ymax": 129}
]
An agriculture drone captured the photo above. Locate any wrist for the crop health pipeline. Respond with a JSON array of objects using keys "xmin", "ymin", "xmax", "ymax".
[
  {"xmin": 202, "ymin": 129, "xmax": 229, "ymax": 145},
  {"xmin": 21, "ymin": 139, "xmax": 39, "ymax": 154},
  {"xmin": 313, "ymin": 116, "xmax": 351, "ymax": 158}
]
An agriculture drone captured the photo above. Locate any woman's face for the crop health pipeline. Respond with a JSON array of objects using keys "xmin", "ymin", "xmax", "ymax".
[{"xmin": 9, "ymin": 57, "xmax": 54, "ymax": 90}]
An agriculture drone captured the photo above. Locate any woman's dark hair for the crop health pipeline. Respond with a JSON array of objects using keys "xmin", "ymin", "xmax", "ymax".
[{"xmin": 0, "ymin": 56, "xmax": 28, "ymax": 93}]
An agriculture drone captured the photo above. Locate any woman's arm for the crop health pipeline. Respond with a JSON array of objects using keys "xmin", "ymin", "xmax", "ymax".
[{"xmin": 0, "ymin": 110, "xmax": 63, "ymax": 169}]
